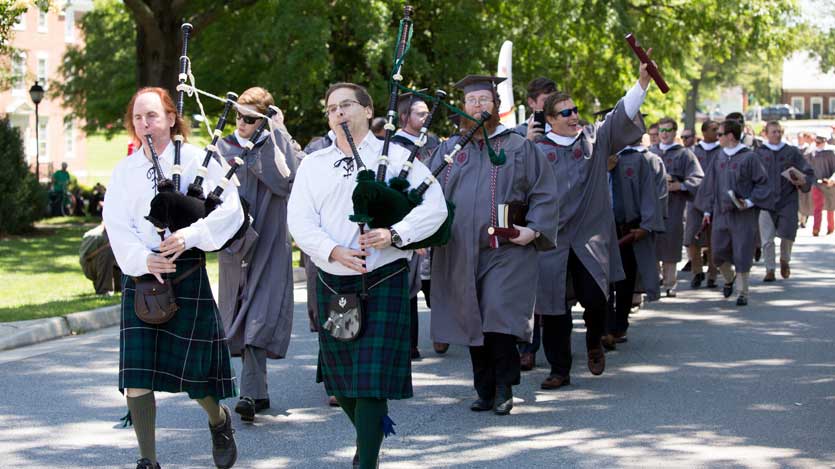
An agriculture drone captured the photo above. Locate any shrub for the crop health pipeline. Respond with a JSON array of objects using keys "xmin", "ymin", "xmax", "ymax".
[{"xmin": 0, "ymin": 118, "xmax": 47, "ymax": 235}]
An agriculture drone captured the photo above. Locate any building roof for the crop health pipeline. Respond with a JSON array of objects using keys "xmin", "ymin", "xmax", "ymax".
[{"xmin": 782, "ymin": 52, "xmax": 835, "ymax": 92}]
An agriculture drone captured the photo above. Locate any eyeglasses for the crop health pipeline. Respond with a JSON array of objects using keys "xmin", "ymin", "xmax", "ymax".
[
  {"xmin": 659, "ymin": 127, "xmax": 675, "ymax": 133},
  {"xmin": 464, "ymin": 97, "xmax": 494, "ymax": 106},
  {"xmin": 413, "ymin": 111, "xmax": 430, "ymax": 119},
  {"xmin": 556, "ymin": 107, "xmax": 579, "ymax": 118},
  {"xmin": 681, "ymin": 134, "xmax": 694, "ymax": 139},
  {"xmin": 236, "ymin": 113, "xmax": 261, "ymax": 125},
  {"xmin": 325, "ymin": 99, "xmax": 361, "ymax": 116}
]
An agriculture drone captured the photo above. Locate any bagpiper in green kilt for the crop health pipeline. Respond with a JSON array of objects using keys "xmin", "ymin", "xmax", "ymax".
[
  {"xmin": 119, "ymin": 250, "xmax": 238, "ymax": 400},
  {"xmin": 316, "ymin": 258, "xmax": 412, "ymax": 400}
]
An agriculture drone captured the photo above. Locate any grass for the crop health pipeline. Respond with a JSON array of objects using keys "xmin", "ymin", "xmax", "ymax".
[{"xmin": 0, "ymin": 216, "xmax": 300, "ymax": 323}]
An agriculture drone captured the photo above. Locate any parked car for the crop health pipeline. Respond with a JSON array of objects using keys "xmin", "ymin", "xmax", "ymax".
[{"xmin": 760, "ymin": 104, "xmax": 796, "ymax": 121}]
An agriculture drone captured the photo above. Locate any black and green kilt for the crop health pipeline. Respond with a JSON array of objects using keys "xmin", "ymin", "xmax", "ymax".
[
  {"xmin": 316, "ymin": 259, "xmax": 412, "ymax": 400},
  {"xmin": 119, "ymin": 250, "xmax": 237, "ymax": 400}
]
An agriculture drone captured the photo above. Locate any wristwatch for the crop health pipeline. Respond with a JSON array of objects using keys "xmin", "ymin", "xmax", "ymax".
[{"xmin": 389, "ymin": 228, "xmax": 402, "ymax": 247}]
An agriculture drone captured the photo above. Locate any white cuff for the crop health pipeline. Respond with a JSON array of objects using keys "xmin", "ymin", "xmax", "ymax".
[
  {"xmin": 744, "ymin": 199, "xmax": 754, "ymax": 209},
  {"xmin": 624, "ymin": 80, "xmax": 648, "ymax": 120},
  {"xmin": 391, "ymin": 219, "xmax": 413, "ymax": 246},
  {"xmin": 178, "ymin": 225, "xmax": 201, "ymax": 250},
  {"xmin": 318, "ymin": 239, "xmax": 340, "ymax": 266}
]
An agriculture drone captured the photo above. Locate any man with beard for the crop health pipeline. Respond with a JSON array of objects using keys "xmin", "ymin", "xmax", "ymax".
[
  {"xmin": 684, "ymin": 120, "xmax": 722, "ymax": 289},
  {"xmin": 429, "ymin": 75, "xmax": 559, "ymax": 415},
  {"xmin": 651, "ymin": 117, "xmax": 703, "ymax": 297},
  {"xmin": 533, "ymin": 60, "xmax": 652, "ymax": 391},
  {"xmin": 755, "ymin": 121, "xmax": 813, "ymax": 281},
  {"xmin": 390, "ymin": 91, "xmax": 440, "ymax": 360},
  {"xmin": 697, "ymin": 119, "xmax": 771, "ymax": 306}
]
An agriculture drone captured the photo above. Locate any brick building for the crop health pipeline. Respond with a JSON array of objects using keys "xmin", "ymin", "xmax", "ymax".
[
  {"xmin": 0, "ymin": 1, "xmax": 93, "ymax": 182},
  {"xmin": 781, "ymin": 52, "xmax": 835, "ymax": 119}
]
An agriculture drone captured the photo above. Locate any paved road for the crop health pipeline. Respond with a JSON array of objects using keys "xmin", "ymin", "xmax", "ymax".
[{"xmin": 1, "ymin": 230, "xmax": 834, "ymax": 468}]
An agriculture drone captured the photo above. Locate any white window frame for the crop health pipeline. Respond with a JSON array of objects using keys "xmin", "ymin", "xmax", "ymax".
[
  {"xmin": 829, "ymin": 98, "xmax": 835, "ymax": 115},
  {"xmin": 38, "ymin": 118, "xmax": 49, "ymax": 162},
  {"xmin": 810, "ymin": 97, "xmax": 824, "ymax": 119},
  {"xmin": 64, "ymin": 8, "xmax": 75, "ymax": 42},
  {"xmin": 13, "ymin": 11, "xmax": 26, "ymax": 31},
  {"xmin": 11, "ymin": 52, "xmax": 27, "ymax": 96},
  {"xmin": 37, "ymin": 52, "xmax": 48, "ymax": 89},
  {"xmin": 791, "ymin": 96, "xmax": 804, "ymax": 115},
  {"xmin": 38, "ymin": 8, "xmax": 48, "ymax": 33},
  {"xmin": 63, "ymin": 118, "xmax": 75, "ymax": 160}
]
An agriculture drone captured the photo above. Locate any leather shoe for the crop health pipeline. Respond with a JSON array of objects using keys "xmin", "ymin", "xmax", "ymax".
[
  {"xmin": 234, "ymin": 397, "xmax": 255, "ymax": 422},
  {"xmin": 601, "ymin": 334, "xmax": 616, "ymax": 351},
  {"xmin": 723, "ymin": 276, "xmax": 735, "ymax": 298},
  {"xmin": 540, "ymin": 374, "xmax": 571, "ymax": 390},
  {"xmin": 433, "ymin": 342, "xmax": 449, "ymax": 354},
  {"xmin": 520, "ymin": 352, "xmax": 535, "ymax": 371},
  {"xmin": 780, "ymin": 260, "xmax": 790, "ymax": 279},
  {"xmin": 763, "ymin": 270, "xmax": 776, "ymax": 282},
  {"xmin": 691, "ymin": 272, "xmax": 705, "ymax": 289},
  {"xmin": 470, "ymin": 397, "xmax": 494, "ymax": 412},
  {"xmin": 136, "ymin": 459, "xmax": 161, "ymax": 469},
  {"xmin": 587, "ymin": 347, "xmax": 605, "ymax": 375},
  {"xmin": 736, "ymin": 295, "xmax": 748, "ymax": 306},
  {"xmin": 493, "ymin": 387, "xmax": 513, "ymax": 415}
]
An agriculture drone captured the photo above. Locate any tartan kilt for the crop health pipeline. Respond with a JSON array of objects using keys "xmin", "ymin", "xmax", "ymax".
[
  {"xmin": 119, "ymin": 250, "xmax": 237, "ymax": 400},
  {"xmin": 316, "ymin": 259, "xmax": 412, "ymax": 400}
]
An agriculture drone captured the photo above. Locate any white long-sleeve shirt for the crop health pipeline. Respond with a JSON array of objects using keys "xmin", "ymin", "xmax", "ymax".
[
  {"xmin": 103, "ymin": 141, "xmax": 244, "ymax": 276},
  {"xmin": 288, "ymin": 131, "xmax": 448, "ymax": 276}
]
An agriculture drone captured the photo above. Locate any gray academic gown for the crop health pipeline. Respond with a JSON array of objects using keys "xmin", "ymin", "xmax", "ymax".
[
  {"xmin": 612, "ymin": 149, "xmax": 664, "ymax": 300},
  {"xmin": 684, "ymin": 144, "xmax": 721, "ymax": 246},
  {"xmin": 755, "ymin": 144, "xmax": 813, "ymax": 241},
  {"xmin": 807, "ymin": 149, "xmax": 835, "ymax": 211},
  {"xmin": 651, "ymin": 144, "xmax": 703, "ymax": 262},
  {"xmin": 217, "ymin": 130, "xmax": 298, "ymax": 358},
  {"xmin": 534, "ymin": 100, "xmax": 643, "ymax": 316},
  {"xmin": 429, "ymin": 129, "xmax": 559, "ymax": 346},
  {"xmin": 696, "ymin": 147, "xmax": 771, "ymax": 273}
]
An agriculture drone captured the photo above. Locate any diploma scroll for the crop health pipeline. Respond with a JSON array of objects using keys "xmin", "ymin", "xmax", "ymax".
[{"xmin": 625, "ymin": 33, "xmax": 670, "ymax": 94}]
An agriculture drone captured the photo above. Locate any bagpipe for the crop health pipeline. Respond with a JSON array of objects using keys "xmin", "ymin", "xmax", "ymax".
[
  {"xmin": 346, "ymin": 5, "xmax": 499, "ymax": 250},
  {"xmin": 143, "ymin": 23, "xmax": 290, "ymax": 251}
]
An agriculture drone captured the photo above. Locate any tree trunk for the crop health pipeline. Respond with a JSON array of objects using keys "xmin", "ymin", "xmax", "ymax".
[
  {"xmin": 130, "ymin": 1, "xmax": 183, "ymax": 98},
  {"xmin": 684, "ymin": 77, "xmax": 700, "ymax": 131}
]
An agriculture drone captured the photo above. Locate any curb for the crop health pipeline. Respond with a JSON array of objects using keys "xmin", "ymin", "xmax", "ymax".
[
  {"xmin": 0, "ymin": 268, "xmax": 309, "ymax": 352},
  {"xmin": 0, "ymin": 304, "xmax": 120, "ymax": 352}
]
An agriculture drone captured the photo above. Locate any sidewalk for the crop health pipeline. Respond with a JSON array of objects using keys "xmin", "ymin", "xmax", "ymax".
[{"xmin": 0, "ymin": 266, "xmax": 307, "ymax": 351}]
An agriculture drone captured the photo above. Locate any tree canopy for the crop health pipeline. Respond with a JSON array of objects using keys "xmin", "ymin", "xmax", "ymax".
[{"xmin": 57, "ymin": 0, "xmax": 803, "ymax": 143}]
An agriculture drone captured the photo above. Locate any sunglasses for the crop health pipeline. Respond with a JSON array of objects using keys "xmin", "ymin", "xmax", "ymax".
[
  {"xmin": 236, "ymin": 113, "xmax": 261, "ymax": 125},
  {"xmin": 659, "ymin": 127, "xmax": 675, "ymax": 133},
  {"xmin": 682, "ymin": 134, "xmax": 694, "ymax": 139},
  {"xmin": 557, "ymin": 107, "xmax": 579, "ymax": 118}
]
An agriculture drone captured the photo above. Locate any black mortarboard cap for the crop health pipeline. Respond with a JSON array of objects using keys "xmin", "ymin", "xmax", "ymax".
[
  {"xmin": 397, "ymin": 89, "xmax": 428, "ymax": 108},
  {"xmin": 454, "ymin": 75, "xmax": 507, "ymax": 94}
]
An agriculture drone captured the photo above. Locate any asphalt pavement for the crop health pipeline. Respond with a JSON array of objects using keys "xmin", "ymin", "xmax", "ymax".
[{"xmin": 1, "ymin": 229, "xmax": 834, "ymax": 468}]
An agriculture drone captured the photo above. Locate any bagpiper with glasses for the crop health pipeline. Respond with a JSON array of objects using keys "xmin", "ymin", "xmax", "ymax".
[
  {"xmin": 215, "ymin": 87, "xmax": 299, "ymax": 423},
  {"xmin": 650, "ymin": 117, "xmax": 703, "ymax": 297},
  {"xmin": 428, "ymin": 75, "xmax": 559, "ymax": 416},
  {"xmin": 696, "ymin": 119, "xmax": 772, "ymax": 306},
  {"xmin": 288, "ymin": 82, "xmax": 447, "ymax": 468},
  {"xmin": 532, "ymin": 58, "xmax": 653, "ymax": 393}
]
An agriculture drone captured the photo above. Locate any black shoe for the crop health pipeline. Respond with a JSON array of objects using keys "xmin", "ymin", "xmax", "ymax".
[
  {"xmin": 410, "ymin": 347, "xmax": 421, "ymax": 360},
  {"xmin": 736, "ymin": 295, "xmax": 748, "ymax": 306},
  {"xmin": 754, "ymin": 247, "xmax": 762, "ymax": 262},
  {"xmin": 706, "ymin": 278, "xmax": 718, "ymax": 288},
  {"xmin": 681, "ymin": 260, "xmax": 692, "ymax": 272},
  {"xmin": 723, "ymin": 276, "xmax": 735, "ymax": 298},
  {"xmin": 234, "ymin": 397, "xmax": 255, "ymax": 422},
  {"xmin": 494, "ymin": 387, "xmax": 513, "ymax": 415},
  {"xmin": 136, "ymin": 459, "xmax": 160, "ymax": 469},
  {"xmin": 209, "ymin": 405, "xmax": 237, "ymax": 469},
  {"xmin": 254, "ymin": 398, "xmax": 270, "ymax": 412},
  {"xmin": 470, "ymin": 397, "xmax": 494, "ymax": 411},
  {"xmin": 691, "ymin": 272, "xmax": 705, "ymax": 289}
]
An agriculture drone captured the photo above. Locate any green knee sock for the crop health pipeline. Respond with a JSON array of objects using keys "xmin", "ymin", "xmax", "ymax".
[
  {"xmin": 355, "ymin": 398, "xmax": 388, "ymax": 469},
  {"xmin": 126, "ymin": 392, "xmax": 156, "ymax": 464},
  {"xmin": 195, "ymin": 396, "xmax": 225, "ymax": 426}
]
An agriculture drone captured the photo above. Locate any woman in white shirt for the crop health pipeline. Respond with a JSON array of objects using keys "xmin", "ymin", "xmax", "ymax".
[{"xmin": 103, "ymin": 87, "xmax": 243, "ymax": 469}]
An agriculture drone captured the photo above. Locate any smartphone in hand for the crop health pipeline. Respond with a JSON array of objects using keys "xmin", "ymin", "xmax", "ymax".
[{"xmin": 533, "ymin": 110, "xmax": 546, "ymax": 131}]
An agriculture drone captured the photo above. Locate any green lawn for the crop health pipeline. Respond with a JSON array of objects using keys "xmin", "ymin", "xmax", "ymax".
[{"xmin": 0, "ymin": 216, "xmax": 300, "ymax": 323}]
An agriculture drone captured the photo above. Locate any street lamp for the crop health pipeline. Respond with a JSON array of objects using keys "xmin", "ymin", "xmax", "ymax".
[{"xmin": 29, "ymin": 81, "xmax": 45, "ymax": 181}]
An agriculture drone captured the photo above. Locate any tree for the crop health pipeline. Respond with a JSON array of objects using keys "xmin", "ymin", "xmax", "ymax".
[
  {"xmin": 0, "ymin": 1, "xmax": 44, "ymax": 88},
  {"xmin": 0, "ymin": 118, "xmax": 46, "ymax": 235}
]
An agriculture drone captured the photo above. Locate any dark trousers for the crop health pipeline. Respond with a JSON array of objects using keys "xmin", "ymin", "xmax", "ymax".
[
  {"xmin": 469, "ymin": 332, "xmax": 521, "ymax": 399},
  {"xmin": 545, "ymin": 249, "xmax": 607, "ymax": 377},
  {"xmin": 518, "ymin": 315, "xmax": 542, "ymax": 354},
  {"xmin": 420, "ymin": 279, "xmax": 431, "ymax": 308},
  {"xmin": 607, "ymin": 243, "xmax": 637, "ymax": 335},
  {"xmin": 409, "ymin": 297, "xmax": 419, "ymax": 350}
]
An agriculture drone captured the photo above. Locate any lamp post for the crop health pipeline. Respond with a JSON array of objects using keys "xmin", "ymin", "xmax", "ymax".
[{"xmin": 29, "ymin": 81, "xmax": 45, "ymax": 181}]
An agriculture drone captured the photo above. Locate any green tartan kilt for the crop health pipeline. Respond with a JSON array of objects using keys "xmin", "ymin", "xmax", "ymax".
[
  {"xmin": 119, "ymin": 250, "xmax": 237, "ymax": 400},
  {"xmin": 316, "ymin": 259, "xmax": 412, "ymax": 399}
]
